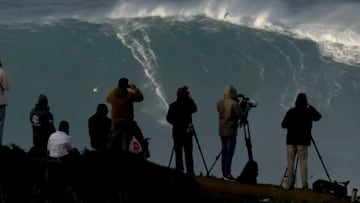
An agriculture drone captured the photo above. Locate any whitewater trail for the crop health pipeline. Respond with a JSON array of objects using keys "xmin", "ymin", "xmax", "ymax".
[{"xmin": 115, "ymin": 22, "xmax": 169, "ymax": 125}]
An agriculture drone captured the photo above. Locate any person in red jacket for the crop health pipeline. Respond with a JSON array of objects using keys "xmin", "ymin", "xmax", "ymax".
[
  {"xmin": 282, "ymin": 93, "xmax": 322, "ymax": 190},
  {"xmin": 106, "ymin": 77, "xmax": 144, "ymax": 154}
]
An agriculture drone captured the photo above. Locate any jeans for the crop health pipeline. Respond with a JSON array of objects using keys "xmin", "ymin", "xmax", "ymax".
[
  {"xmin": 0, "ymin": 106, "xmax": 6, "ymax": 145},
  {"xmin": 221, "ymin": 136, "xmax": 236, "ymax": 177}
]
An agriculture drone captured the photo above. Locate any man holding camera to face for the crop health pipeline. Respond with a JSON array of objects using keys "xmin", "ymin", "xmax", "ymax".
[
  {"xmin": 166, "ymin": 86, "xmax": 198, "ymax": 175},
  {"xmin": 106, "ymin": 77, "xmax": 144, "ymax": 154},
  {"xmin": 282, "ymin": 93, "xmax": 321, "ymax": 190}
]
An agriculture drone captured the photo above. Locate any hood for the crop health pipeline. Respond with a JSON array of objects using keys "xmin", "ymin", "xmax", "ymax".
[
  {"xmin": 295, "ymin": 93, "xmax": 308, "ymax": 108},
  {"xmin": 224, "ymin": 86, "xmax": 239, "ymax": 101},
  {"xmin": 96, "ymin": 103, "xmax": 108, "ymax": 115},
  {"xmin": 35, "ymin": 94, "xmax": 49, "ymax": 110},
  {"xmin": 37, "ymin": 94, "xmax": 48, "ymax": 106}
]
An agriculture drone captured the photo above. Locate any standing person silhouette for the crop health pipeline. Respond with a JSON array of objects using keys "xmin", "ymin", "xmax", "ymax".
[
  {"xmin": 29, "ymin": 94, "xmax": 56, "ymax": 155},
  {"xmin": 166, "ymin": 86, "xmax": 197, "ymax": 175},
  {"xmin": 88, "ymin": 103, "xmax": 111, "ymax": 152},
  {"xmin": 281, "ymin": 93, "xmax": 321, "ymax": 190},
  {"xmin": 217, "ymin": 86, "xmax": 249, "ymax": 181},
  {"xmin": 0, "ymin": 58, "xmax": 10, "ymax": 145},
  {"xmin": 106, "ymin": 77, "xmax": 145, "ymax": 154}
]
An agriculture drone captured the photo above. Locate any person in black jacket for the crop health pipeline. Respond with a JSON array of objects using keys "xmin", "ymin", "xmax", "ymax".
[
  {"xmin": 29, "ymin": 94, "xmax": 56, "ymax": 155},
  {"xmin": 166, "ymin": 86, "xmax": 197, "ymax": 175},
  {"xmin": 281, "ymin": 93, "xmax": 322, "ymax": 190},
  {"xmin": 88, "ymin": 103, "xmax": 111, "ymax": 151}
]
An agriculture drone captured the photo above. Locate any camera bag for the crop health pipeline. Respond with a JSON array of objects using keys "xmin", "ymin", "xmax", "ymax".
[
  {"xmin": 312, "ymin": 179, "xmax": 348, "ymax": 197},
  {"xmin": 311, "ymin": 137, "xmax": 350, "ymax": 197}
]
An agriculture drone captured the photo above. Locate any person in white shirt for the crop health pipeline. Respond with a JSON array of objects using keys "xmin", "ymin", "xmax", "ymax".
[{"xmin": 47, "ymin": 120, "xmax": 72, "ymax": 159}]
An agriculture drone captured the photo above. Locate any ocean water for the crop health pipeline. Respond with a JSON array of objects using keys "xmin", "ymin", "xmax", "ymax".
[{"xmin": 1, "ymin": 0, "xmax": 360, "ymax": 194}]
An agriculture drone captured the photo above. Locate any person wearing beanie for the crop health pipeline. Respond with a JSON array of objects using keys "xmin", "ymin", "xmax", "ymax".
[
  {"xmin": 29, "ymin": 94, "xmax": 56, "ymax": 155},
  {"xmin": 106, "ymin": 77, "xmax": 145, "ymax": 155},
  {"xmin": 166, "ymin": 86, "xmax": 197, "ymax": 175},
  {"xmin": 0, "ymin": 58, "xmax": 10, "ymax": 145}
]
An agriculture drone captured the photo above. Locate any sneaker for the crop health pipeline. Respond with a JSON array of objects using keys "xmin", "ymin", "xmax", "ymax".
[{"xmin": 222, "ymin": 175, "xmax": 237, "ymax": 182}]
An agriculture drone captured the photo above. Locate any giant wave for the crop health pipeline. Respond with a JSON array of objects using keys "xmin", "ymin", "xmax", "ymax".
[{"xmin": 1, "ymin": 0, "xmax": 360, "ymax": 194}]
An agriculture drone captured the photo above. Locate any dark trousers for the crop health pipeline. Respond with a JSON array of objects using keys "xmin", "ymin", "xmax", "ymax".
[
  {"xmin": 173, "ymin": 126, "xmax": 194, "ymax": 174},
  {"xmin": 0, "ymin": 105, "xmax": 6, "ymax": 145}
]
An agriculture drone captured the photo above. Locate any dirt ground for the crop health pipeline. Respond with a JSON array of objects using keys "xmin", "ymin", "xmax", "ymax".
[{"xmin": 194, "ymin": 176, "xmax": 352, "ymax": 203}]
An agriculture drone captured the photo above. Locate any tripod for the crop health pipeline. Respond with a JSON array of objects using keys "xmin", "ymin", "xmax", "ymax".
[
  {"xmin": 281, "ymin": 137, "xmax": 348, "ymax": 188},
  {"xmin": 239, "ymin": 120, "xmax": 255, "ymax": 161},
  {"xmin": 237, "ymin": 120, "xmax": 258, "ymax": 183},
  {"xmin": 311, "ymin": 136, "xmax": 332, "ymax": 182},
  {"xmin": 311, "ymin": 136, "xmax": 350, "ymax": 196},
  {"xmin": 207, "ymin": 120, "xmax": 258, "ymax": 180},
  {"xmin": 168, "ymin": 123, "xmax": 209, "ymax": 175},
  {"xmin": 280, "ymin": 156, "xmax": 299, "ymax": 187},
  {"xmin": 207, "ymin": 149, "xmax": 222, "ymax": 177}
]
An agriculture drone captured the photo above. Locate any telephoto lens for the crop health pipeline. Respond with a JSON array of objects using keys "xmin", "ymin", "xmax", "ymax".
[{"xmin": 247, "ymin": 100, "xmax": 258, "ymax": 108}]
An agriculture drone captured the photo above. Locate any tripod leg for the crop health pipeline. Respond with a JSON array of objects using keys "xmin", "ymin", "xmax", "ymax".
[
  {"xmin": 282, "ymin": 151, "xmax": 299, "ymax": 187},
  {"xmin": 280, "ymin": 167, "xmax": 288, "ymax": 186},
  {"xmin": 168, "ymin": 146, "xmax": 174, "ymax": 167},
  {"xmin": 293, "ymin": 155, "xmax": 299, "ymax": 186},
  {"xmin": 191, "ymin": 126, "xmax": 210, "ymax": 175},
  {"xmin": 295, "ymin": 155, "xmax": 299, "ymax": 172},
  {"xmin": 311, "ymin": 137, "xmax": 332, "ymax": 182},
  {"xmin": 207, "ymin": 150, "xmax": 222, "ymax": 177},
  {"xmin": 187, "ymin": 123, "xmax": 210, "ymax": 175}
]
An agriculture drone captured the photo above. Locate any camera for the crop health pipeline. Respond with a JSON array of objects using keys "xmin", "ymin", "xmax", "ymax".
[{"xmin": 238, "ymin": 94, "xmax": 258, "ymax": 108}]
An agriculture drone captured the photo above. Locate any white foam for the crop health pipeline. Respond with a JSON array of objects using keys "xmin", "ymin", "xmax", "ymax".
[
  {"xmin": 115, "ymin": 22, "xmax": 169, "ymax": 125},
  {"xmin": 105, "ymin": 0, "xmax": 360, "ymax": 66}
]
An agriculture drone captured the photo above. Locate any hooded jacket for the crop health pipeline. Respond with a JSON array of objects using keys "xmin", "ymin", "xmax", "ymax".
[
  {"xmin": 281, "ymin": 93, "xmax": 322, "ymax": 146},
  {"xmin": 217, "ymin": 86, "xmax": 248, "ymax": 137},
  {"xmin": 88, "ymin": 104, "xmax": 111, "ymax": 150},
  {"xmin": 30, "ymin": 94, "xmax": 56, "ymax": 149}
]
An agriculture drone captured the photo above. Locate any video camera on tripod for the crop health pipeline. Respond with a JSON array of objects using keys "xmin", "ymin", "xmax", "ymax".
[
  {"xmin": 237, "ymin": 94, "xmax": 257, "ymax": 126},
  {"xmin": 206, "ymin": 93, "xmax": 259, "ymax": 182},
  {"xmin": 238, "ymin": 94, "xmax": 258, "ymax": 109}
]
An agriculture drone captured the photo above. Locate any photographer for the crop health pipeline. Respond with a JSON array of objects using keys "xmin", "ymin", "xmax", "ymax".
[
  {"xmin": 106, "ymin": 77, "xmax": 145, "ymax": 154},
  {"xmin": 216, "ymin": 86, "xmax": 250, "ymax": 181},
  {"xmin": 281, "ymin": 93, "xmax": 321, "ymax": 190},
  {"xmin": 166, "ymin": 86, "xmax": 197, "ymax": 175}
]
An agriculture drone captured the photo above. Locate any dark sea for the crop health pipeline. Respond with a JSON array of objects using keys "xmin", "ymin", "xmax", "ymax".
[{"xmin": 1, "ymin": 0, "xmax": 360, "ymax": 194}]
